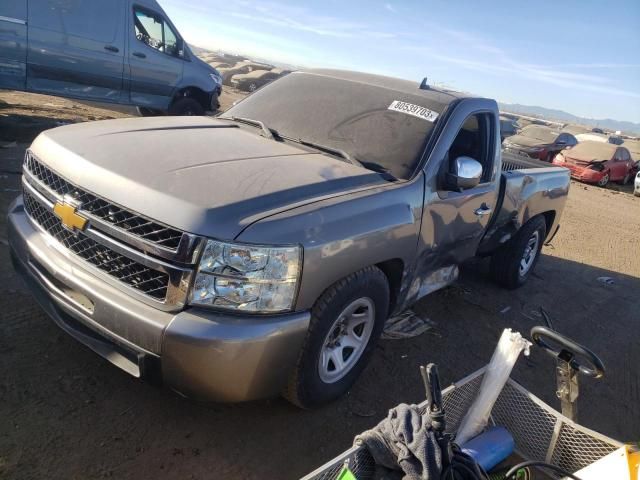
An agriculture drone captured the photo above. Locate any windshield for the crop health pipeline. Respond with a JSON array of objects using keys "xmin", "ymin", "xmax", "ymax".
[
  {"xmin": 221, "ymin": 72, "xmax": 448, "ymax": 180},
  {"xmin": 520, "ymin": 126, "xmax": 559, "ymax": 143}
]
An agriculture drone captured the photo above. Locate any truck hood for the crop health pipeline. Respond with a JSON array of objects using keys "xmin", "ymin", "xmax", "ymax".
[{"xmin": 29, "ymin": 117, "xmax": 386, "ymax": 240}]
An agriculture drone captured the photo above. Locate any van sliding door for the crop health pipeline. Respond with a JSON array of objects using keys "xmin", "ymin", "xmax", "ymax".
[
  {"xmin": 0, "ymin": 1, "xmax": 27, "ymax": 90},
  {"xmin": 26, "ymin": 0, "xmax": 125, "ymax": 102}
]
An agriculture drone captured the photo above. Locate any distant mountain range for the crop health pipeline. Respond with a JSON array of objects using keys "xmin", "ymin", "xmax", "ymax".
[{"xmin": 499, "ymin": 103, "xmax": 640, "ymax": 135}]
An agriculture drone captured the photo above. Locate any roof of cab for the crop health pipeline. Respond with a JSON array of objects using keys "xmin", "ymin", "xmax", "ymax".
[{"xmin": 302, "ymin": 68, "xmax": 473, "ymax": 103}]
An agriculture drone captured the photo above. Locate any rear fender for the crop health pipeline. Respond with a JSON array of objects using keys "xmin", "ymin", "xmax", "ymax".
[{"xmin": 478, "ymin": 168, "xmax": 569, "ymax": 254}]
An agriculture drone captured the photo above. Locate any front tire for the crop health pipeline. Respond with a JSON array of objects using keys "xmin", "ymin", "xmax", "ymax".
[
  {"xmin": 168, "ymin": 97, "xmax": 205, "ymax": 116},
  {"xmin": 490, "ymin": 216, "xmax": 546, "ymax": 289},
  {"xmin": 597, "ymin": 172, "xmax": 610, "ymax": 187},
  {"xmin": 284, "ymin": 267, "xmax": 389, "ymax": 408}
]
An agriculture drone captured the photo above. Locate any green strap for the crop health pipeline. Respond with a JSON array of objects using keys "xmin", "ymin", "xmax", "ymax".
[{"xmin": 336, "ymin": 465, "xmax": 357, "ymax": 480}]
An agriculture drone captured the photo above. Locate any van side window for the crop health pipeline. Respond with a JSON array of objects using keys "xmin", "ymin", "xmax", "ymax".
[
  {"xmin": 134, "ymin": 8, "xmax": 183, "ymax": 57},
  {"xmin": 29, "ymin": 0, "xmax": 122, "ymax": 43},
  {"xmin": 447, "ymin": 113, "xmax": 494, "ymax": 183}
]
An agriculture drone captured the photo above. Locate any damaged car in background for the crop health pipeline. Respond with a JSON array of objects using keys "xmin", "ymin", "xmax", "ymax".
[
  {"xmin": 8, "ymin": 70, "xmax": 570, "ymax": 408},
  {"xmin": 553, "ymin": 141, "xmax": 636, "ymax": 187},
  {"xmin": 503, "ymin": 125, "xmax": 577, "ymax": 162}
]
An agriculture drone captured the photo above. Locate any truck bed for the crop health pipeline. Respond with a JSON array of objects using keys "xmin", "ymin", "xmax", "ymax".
[{"xmin": 501, "ymin": 150, "xmax": 553, "ymax": 171}]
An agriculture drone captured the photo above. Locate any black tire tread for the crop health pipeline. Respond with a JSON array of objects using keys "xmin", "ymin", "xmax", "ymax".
[
  {"xmin": 283, "ymin": 266, "xmax": 388, "ymax": 408},
  {"xmin": 168, "ymin": 97, "xmax": 205, "ymax": 116},
  {"xmin": 490, "ymin": 216, "xmax": 546, "ymax": 289}
]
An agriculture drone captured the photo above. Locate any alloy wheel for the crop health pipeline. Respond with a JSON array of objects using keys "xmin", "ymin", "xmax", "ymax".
[
  {"xmin": 318, "ymin": 298, "xmax": 375, "ymax": 383},
  {"xmin": 519, "ymin": 231, "xmax": 540, "ymax": 277}
]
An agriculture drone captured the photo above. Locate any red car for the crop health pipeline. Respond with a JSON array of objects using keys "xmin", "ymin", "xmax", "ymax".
[{"xmin": 553, "ymin": 141, "xmax": 635, "ymax": 187}]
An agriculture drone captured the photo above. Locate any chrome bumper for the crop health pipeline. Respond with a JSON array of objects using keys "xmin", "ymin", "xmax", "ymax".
[{"xmin": 8, "ymin": 196, "xmax": 310, "ymax": 402}]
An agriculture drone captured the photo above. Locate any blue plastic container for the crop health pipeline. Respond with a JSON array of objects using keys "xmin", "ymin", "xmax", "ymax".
[{"xmin": 461, "ymin": 426, "xmax": 515, "ymax": 471}]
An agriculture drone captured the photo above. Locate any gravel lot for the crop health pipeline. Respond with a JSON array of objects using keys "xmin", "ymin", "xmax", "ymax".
[{"xmin": 1, "ymin": 91, "xmax": 639, "ymax": 480}]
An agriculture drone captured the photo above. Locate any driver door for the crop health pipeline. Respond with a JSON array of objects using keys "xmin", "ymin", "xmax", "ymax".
[
  {"xmin": 128, "ymin": 6, "xmax": 184, "ymax": 110},
  {"xmin": 414, "ymin": 100, "xmax": 500, "ymax": 294}
]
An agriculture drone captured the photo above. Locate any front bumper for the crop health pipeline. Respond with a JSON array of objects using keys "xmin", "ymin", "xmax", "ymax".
[
  {"xmin": 8, "ymin": 196, "xmax": 310, "ymax": 402},
  {"xmin": 554, "ymin": 162, "xmax": 604, "ymax": 183}
]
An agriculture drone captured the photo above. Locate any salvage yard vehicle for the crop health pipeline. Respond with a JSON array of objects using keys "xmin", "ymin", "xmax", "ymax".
[
  {"xmin": 499, "ymin": 116, "xmax": 519, "ymax": 142},
  {"xmin": 8, "ymin": 69, "xmax": 570, "ymax": 408},
  {"xmin": 635, "ymin": 170, "xmax": 640, "ymax": 196},
  {"xmin": 553, "ymin": 141, "xmax": 635, "ymax": 187},
  {"xmin": 0, "ymin": 0, "xmax": 222, "ymax": 115},
  {"xmin": 503, "ymin": 125, "xmax": 577, "ymax": 162},
  {"xmin": 230, "ymin": 68, "xmax": 289, "ymax": 92},
  {"xmin": 220, "ymin": 62, "xmax": 271, "ymax": 86}
]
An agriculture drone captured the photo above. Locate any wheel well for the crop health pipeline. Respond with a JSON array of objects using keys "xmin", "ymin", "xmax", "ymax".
[
  {"xmin": 173, "ymin": 86, "xmax": 209, "ymax": 109},
  {"xmin": 376, "ymin": 259, "xmax": 404, "ymax": 314},
  {"xmin": 539, "ymin": 211, "xmax": 555, "ymax": 238}
]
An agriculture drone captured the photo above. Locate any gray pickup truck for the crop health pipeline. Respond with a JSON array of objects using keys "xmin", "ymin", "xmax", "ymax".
[{"xmin": 8, "ymin": 70, "xmax": 570, "ymax": 408}]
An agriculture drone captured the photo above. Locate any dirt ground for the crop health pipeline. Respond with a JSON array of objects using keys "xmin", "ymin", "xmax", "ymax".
[{"xmin": 1, "ymin": 90, "xmax": 639, "ymax": 480}]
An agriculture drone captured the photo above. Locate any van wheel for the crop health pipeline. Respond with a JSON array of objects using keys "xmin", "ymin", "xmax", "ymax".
[
  {"xmin": 490, "ymin": 216, "xmax": 546, "ymax": 289},
  {"xmin": 284, "ymin": 267, "xmax": 389, "ymax": 408},
  {"xmin": 169, "ymin": 97, "xmax": 205, "ymax": 116},
  {"xmin": 211, "ymin": 90, "xmax": 221, "ymax": 111}
]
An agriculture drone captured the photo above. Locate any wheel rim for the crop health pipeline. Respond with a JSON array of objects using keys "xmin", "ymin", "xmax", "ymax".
[
  {"xmin": 598, "ymin": 174, "xmax": 609, "ymax": 187},
  {"xmin": 249, "ymin": 83, "xmax": 257, "ymax": 92},
  {"xmin": 318, "ymin": 298, "xmax": 375, "ymax": 384},
  {"xmin": 519, "ymin": 231, "xmax": 540, "ymax": 277}
]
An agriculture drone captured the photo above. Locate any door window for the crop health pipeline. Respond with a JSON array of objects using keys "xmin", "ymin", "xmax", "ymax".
[
  {"xmin": 558, "ymin": 133, "xmax": 576, "ymax": 146},
  {"xmin": 447, "ymin": 113, "xmax": 494, "ymax": 184},
  {"xmin": 620, "ymin": 149, "xmax": 630, "ymax": 162},
  {"xmin": 134, "ymin": 8, "xmax": 183, "ymax": 57}
]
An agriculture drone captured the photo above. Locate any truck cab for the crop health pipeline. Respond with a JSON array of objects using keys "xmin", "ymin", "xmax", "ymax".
[{"xmin": 0, "ymin": 0, "xmax": 221, "ymax": 114}]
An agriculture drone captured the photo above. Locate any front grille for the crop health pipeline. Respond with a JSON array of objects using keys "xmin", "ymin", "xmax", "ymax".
[
  {"xmin": 24, "ymin": 153, "xmax": 183, "ymax": 250},
  {"xmin": 23, "ymin": 191, "xmax": 170, "ymax": 301}
]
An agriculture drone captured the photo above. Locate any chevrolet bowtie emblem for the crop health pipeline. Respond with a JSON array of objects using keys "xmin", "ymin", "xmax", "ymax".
[{"xmin": 53, "ymin": 198, "xmax": 88, "ymax": 233}]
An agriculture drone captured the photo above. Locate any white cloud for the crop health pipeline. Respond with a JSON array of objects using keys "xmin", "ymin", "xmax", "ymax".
[
  {"xmin": 401, "ymin": 28, "xmax": 640, "ymax": 100},
  {"xmin": 384, "ymin": 3, "xmax": 397, "ymax": 13}
]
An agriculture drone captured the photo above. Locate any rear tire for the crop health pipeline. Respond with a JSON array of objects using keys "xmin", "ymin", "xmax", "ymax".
[
  {"xmin": 621, "ymin": 172, "xmax": 632, "ymax": 185},
  {"xmin": 283, "ymin": 266, "xmax": 389, "ymax": 408},
  {"xmin": 168, "ymin": 97, "xmax": 205, "ymax": 116},
  {"xmin": 490, "ymin": 216, "xmax": 546, "ymax": 289}
]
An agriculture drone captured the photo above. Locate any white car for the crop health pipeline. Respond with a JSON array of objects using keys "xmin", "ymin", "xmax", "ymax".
[{"xmin": 635, "ymin": 169, "xmax": 640, "ymax": 196}]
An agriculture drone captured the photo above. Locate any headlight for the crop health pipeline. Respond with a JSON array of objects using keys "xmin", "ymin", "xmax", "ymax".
[
  {"xmin": 190, "ymin": 240, "xmax": 301, "ymax": 313},
  {"xmin": 209, "ymin": 73, "xmax": 221, "ymax": 85}
]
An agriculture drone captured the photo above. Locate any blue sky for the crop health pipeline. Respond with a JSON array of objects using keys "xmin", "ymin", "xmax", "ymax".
[{"xmin": 161, "ymin": 0, "xmax": 640, "ymax": 123}]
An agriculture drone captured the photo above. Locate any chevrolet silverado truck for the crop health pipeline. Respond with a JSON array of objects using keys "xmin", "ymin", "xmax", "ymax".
[{"xmin": 8, "ymin": 70, "xmax": 570, "ymax": 408}]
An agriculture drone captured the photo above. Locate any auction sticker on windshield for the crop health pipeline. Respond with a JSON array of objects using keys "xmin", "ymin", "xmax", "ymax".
[{"xmin": 388, "ymin": 100, "xmax": 439, "ymax": 122}]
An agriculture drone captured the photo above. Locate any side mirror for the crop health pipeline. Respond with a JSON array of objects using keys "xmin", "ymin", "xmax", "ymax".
[{"xmin": 447, "ymin": 156, "xmax": 483, "ymax": 190}]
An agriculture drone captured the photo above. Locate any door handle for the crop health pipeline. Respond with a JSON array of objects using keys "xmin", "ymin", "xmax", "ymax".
[
  {"xmin": 104, "ymin": 45, "xmax": 119, "ymax": 53},
  {"xmin": 133, "ymin": 52, "xmax": 146, "ymax": 58},
  {"xmin": 474, "ymin": 204, "xmax": 492, "ymax": 216}
]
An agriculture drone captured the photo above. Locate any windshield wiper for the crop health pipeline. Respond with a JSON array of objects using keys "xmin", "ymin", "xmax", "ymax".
[
  {"xmin": 357, "ymin": 160, "xmax": 397, "ymax": 181},
  {"xmin": 293, "ymin": 138, "xmax": 354, "ymax": 163},
  {"xmin": 227, "ymin": 116, "xmax": 276, "ymax": 140}
]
